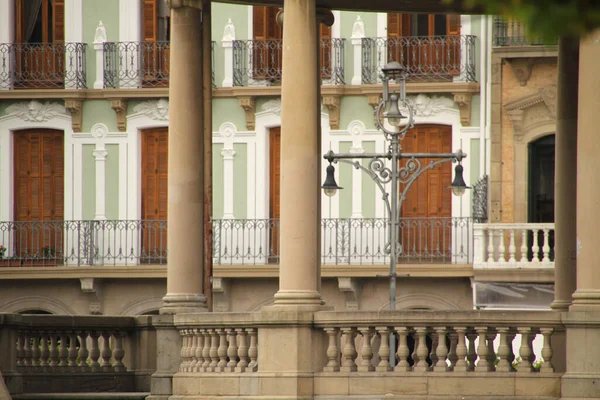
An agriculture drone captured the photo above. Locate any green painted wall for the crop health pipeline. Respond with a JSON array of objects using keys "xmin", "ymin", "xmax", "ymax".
[
  {"xmin": 362, "ymin": 141, "xmax": 376, "ymax": 218},
  {"xmin": 339, "ymin": 96, "xmax": 375, "ymax": 130},
  {"xmin": 233, "ymin": 143, "xmax": 247, "ymax": 218},
  {"xmin": 0, "ymin": 101, "xmax": 11, "ymax": 117},
  {"xmin": 470, "ymin": 138, "xmax": 481, "ymax": 206},
  {"xmin": 471, "ymin": 94, "xmax": 481, "ymax": 127},
  {"xmin": 82, "ymin": 145, "xmax": 96, "ymax": 220},
  {"xmin": 82, "ymin": 0, "xmax": 119, "ymax": 89},
  {"xmin": 338, "ymin": 141, "xmax": 352, "ymax": 218},
  {"xmin": 340, "ymin": 12, "xmax": 378, "ymax": 84},
  {"xmin": 212, "ymin": 3, "xmax": 249, "ymax": 87},
  {"xmin": 470, "ymin": 16, "xmax": 482, "ymax": 82},
  {"xmin": 82, "ymin": 101, "xmax": 118, "ymax": 132},
  {"xmin": 105, "ymin": 144, "xmax": 119, "ymax": 219},
  {"xmin": 212, "ymin": 143, "xmax": 224, "ymax": 218},
  {"xmin": 213, "ymin": 98, "xmax": 247, "ymax": 132}
]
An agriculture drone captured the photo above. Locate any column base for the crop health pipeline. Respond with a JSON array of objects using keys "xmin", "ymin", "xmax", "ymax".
[
  {"xmin": 273, "ymin": 290, "xmax": 324, "ymax": 308},
  {"xmin": 160, "ymin": 293, "xmax": 208, "ymax": 314},
  {"xmin": 551, "ymin": 299, "xmax": 572, "ymax": 311},
  {"xmin": 569, "ymin": 290, "xmax": 600, "ymax": 311}
]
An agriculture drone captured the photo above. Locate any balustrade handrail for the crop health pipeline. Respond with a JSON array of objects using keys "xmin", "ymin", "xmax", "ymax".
[
  {"xmin": 492, "ymin": 17, "xmax": 555, "ymax": 47},
  {"xmin": 361, "ymin": 35, "xmax": 476, "ymax": 84},
  {"xmin": 0, "ymin": 42, "xmax": 87, "ymax": 89}
]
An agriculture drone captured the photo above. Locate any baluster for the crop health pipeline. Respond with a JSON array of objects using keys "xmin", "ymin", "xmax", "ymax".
[
  {"xmin": 520, "ymin": 229, "xmax": 528, "ymax": 263},
  {"xmin": 430, "ymin": 334, "xmax": 438, "ymax": 368},
  {"xmin": 340, "ymin": 328, "xmax": 357, "ymax": 372},
  {"xmin": 532, "ymin": 230, "xmax": 540, "ymax": 262},
  {"xmin": 188, "ymin": 330, "xmax": 198, "ymax": 372},
  {"xmin": 49, "ymin": 333, "xmax": 59, "ymax": 368},
  {"xmin": 324, "ymin": 328, "xmax": 340, "ymax": 372},
  {"xmin": 498, "ymin": 230, "xmax": 506, "ymax": 263},
  {"xmin": 201, "ymin": 329, "xmax": 211, "ymax": 372},
  {"xmin": 235, "ymin": 329, "xmax": 249, "ymax": 373},
  {"xmin": 226, "ymin": 328, "xmax": 238, "ymax": 372},
  {"xmin": 395, "ymin": 327, "xmax": 410, "ymax": 371},
  {"xmin": 217, "ymin": 329, "xmax": 228, "ymax": 372},
  {"xmin": 453, "ymin": 327, "xmax": 468, "ymax": 372},
  {"xmin": 508, "ymin": 330, "xmax": 517, "ymax": 371},
  {"xmin": 195, "ymin": 329, "xmax": 205, "ymax": 372},
  {"xmin": 31, "ymin": 335, "xmax": 40, "ymax": 368},
  {"xmin": 486, "ymin": 332, "xmax": 497, "ymax": 371},
  {"xmin": 247, "ymin": 328, "xmax": 258, "ymax": 372},
  {"xmin": 16, "ymin": 334, "xmax": 24, "ymax": 367},
  {"xmin": 209, "ymin": 329, "xmax": 219, "ymax": 372},
  {"xmin": 508, "ymin": 229, "xmax": 516, "ymax": 263},
  {"xmin": 23, "ymin": 332, "xmax": 31, "ymax": 367},
  {"xmin": 100, "ymin": 332, "xmax": 113, "ymax": 371},
  {"xmin": 434, "ymin": 327, "xmax": 448, "ymax": 372},
  {"xmin": 447, "ymin": 332, "xmax": 458, "ymax": 370},
  {"xmin": 89, "ymin": 332, "xmax": 101, "ymax": 372},
  {"xmin": 179, "ymin": 329, "xmax": 189, "ymax": 372},
  {"xmin": 58, "ymin": 333, "xmax": 69, "ymax": 368},
  {"xmin": 357, "ymin": 327, "xmax": 374, "ymax": 372},
  {"xmin": 39, "ymin": 333, "xmax": 49, "ymax": 369},
  {"xmin": 413, "ymin": 327, "xmax": 429, "ymax": 372},
  {"xmin": 78, "ymin": 331, "xmax": 90, "ymax": 372},
  {"xmin": 376, "ymin": 327, "xmax": 391, "ymax": 372},
  {"xmin": 487, "ymin": 228, "xmax": 495, "ymax": 263},
  {"xmin": 68, "ymin": 332, "xmax": 79, "ymax": 370},
  {"xmin": 475, "ymin": 327, "xmax": 489, "ymax": 371},
  {"xmin": 540, "ymin": 328, "xmax": 554, "ymax": 373},
  {"xmin": 517, "ymin": 327, "xmax": 533, "ymax": 373},
  {"xmin": 542, "ymin": 229, "xmax": 550, "ymax": 262},
  {"xmin": 112, "ymin": 332, "xmax": 125, "ymax": 372},
  {"xmin": 496, "ymin": 328, "xmax": 511, "ymax": 371},
  {"xmin": 466, "ymin": 332, "xmax": 477, "ymax": 371}
]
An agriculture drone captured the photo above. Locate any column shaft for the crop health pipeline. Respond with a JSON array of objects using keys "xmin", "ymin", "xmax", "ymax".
[
  {"xmin": 551, "ymin": 36, "xmax": 578, "ymax": 311},
  {"xmin": 571, "ymin": 31, "xmax": 600, "ymax": 311},
  {"xmin": 274, "ymin": 0, "xmax": 321, "ymax": 305},
  {"xmin": 162, "ymin": 3, "xmax": 207, "ymax": 314}
]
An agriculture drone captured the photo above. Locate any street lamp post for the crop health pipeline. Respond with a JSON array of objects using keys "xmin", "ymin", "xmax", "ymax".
[{"xmin": 321, "ymin": 61, "xmax": 470, "ymax": 367}]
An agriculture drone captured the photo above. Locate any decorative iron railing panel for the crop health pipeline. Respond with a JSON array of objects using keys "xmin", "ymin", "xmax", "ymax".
[
  {"xmin": 104, "ymin": 41, "xmax": 216, "ymax": 88},
  {"xmin": 0, "ymin": 218, "xmax": 471, "ymax": 267},
  {"xmin": 232, "ymin": 38, "xmax": 345, "ymax": 86},
  {"xmin": 361, "ymin": 35, "xmax": 476, "ymax": 84},
  {"xmin": 493, "ymin": 17, "xmax": 555, "ymax": 46},
  {"xmin": 472, "ymin": 175, "xmax": 488, "ymax": 223},
  {"xmin": 0, "ymin": 42, "xmax": 86, "ymax": 89}
]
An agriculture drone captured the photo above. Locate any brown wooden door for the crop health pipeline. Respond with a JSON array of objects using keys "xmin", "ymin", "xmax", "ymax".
[
  {"xmin": 141, "ymin": 128, "xmax": 168, "ymax": 263},
  {"xmin": 320, "ymin": 24, "xmax": 332, "ymax": 80},
  {"xmin": 142, "ymin": 0, "xmax": 170, "ymax": 87},
  {"xmin": 399, "ymin": 125, "xmax": 452, "ymax": 260},
  {"xmin": 269, "ymin": 127, "xmax": 281, "ymax": 262},
  {"xmin": 14, "ymin": 130, "xmax": 64, "ymax": 264},
  {"xmin": 252, "ymin": 6, "xmax": 282, "ymax": 81}
]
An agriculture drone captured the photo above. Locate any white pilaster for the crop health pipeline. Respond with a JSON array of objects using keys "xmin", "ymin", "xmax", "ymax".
[
  {"xmin": 221, "ymin": 147, "xmax": 236, "ymax": 219},
  {"xmin": 0, "ymin": 0, "xmax": 14, "ymax": 44},
  {"xmin": 221, "ymin": 19, "xmax": 236, "ymax": 87},
  {"xmin": 72, "ymin": 142, "xmax": 83, "ymax": 220},
  {"xmin": 119, "ymin": 0, "xmax": 141, "ymax": 42},
  {"xmin": 93, "ymin": 21, "xmax": 107, "ymax": 89},
  {"xmin": 455, "ymin": 15, "xmax": 471, "ymax": 83},
  {"xmin": 92, "ymin": 146, "xmax": 108, "ymax": 221},
  {"xmin": 351, "ymin": 16, "xmax": 365, "ymax": 85},
  {"xmin": 349, "ymin": 145, "xmax": 364, "ymax": 219},
  {"xmin": 65, "ymin": 0, "xmax": 83, "ymax": 42},
  {"xmin": 332, "ymin": 11, "xmax": 341, "ymax": 39}
]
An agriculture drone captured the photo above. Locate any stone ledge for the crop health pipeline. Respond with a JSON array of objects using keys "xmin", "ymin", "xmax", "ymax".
[{"xmin": 473, "ymin": 268, "xmax": 554, "ymax": 283}]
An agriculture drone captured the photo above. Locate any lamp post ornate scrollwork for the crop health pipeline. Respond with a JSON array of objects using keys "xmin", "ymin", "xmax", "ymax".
[{"xmin": 322, "ymin": 61, "xmax": 470, "ymax": 366}]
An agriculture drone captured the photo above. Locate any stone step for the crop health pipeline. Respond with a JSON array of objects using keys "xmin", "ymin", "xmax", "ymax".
[{"xmin": 13, "ymin": 393, "xmax": 149, "ymax": 400}]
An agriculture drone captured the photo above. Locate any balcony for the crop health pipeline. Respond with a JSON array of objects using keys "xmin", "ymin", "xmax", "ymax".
[
  {"xmin": 103, "ymin": 41, "xmax": 215, "ymax": 89},
  {"xmin": 361, "ymin": 35, "xmax": 476, "ymax": 84},
  {"xmin": 0, "ymin": 42, "xmax": 87, "ymax": 89},
  {"xmin": 493, "ymin": 17, "xmax": 557, "ymax": 47},
  {"xmin": 231, "ymin": 38, "xmax": 345, "ymax": 86},
  {"xmin": 0, "ymin": 218, "xmax": 472, "ymax": 268}
]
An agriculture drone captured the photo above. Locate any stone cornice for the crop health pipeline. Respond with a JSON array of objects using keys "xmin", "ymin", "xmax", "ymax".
[{"xmin": 0, "ymin": 82, "xmax": 480, "ymax": 101}]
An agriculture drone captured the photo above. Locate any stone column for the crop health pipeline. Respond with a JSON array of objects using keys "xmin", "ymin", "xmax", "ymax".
[
  {"xmin": 161, "ymin": 0, "xmax": 207, "ymax": 314},
  {"xmin": 551, "ymin": 36, "xmax": 579, "ymax": 311},
  {"xmin": 273, "ymin": 0, "xmax": 322, "ymax": 306}
]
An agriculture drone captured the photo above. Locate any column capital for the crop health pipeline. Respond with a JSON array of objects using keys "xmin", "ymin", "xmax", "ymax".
[
  {"xmin": 167, "ymin": 0, "xmax": 203, "ymax": 10},
  {"xmin": 316, "ymin": 8, "xmax": 335, "ymax": 27}
]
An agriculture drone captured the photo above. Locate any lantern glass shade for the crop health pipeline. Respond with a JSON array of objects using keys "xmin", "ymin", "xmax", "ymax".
[
  {"xmin": 448, "ymin": 163, "xmax": 470, "ymax": 197},
  {"xmin": 322, "ymin": 164, "xmax": 343, "ymax": 197}
]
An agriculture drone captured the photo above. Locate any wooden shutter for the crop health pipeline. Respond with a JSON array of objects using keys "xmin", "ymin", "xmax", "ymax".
[
  {"xmin": 52, "ymin": 0, "xmax": 65, "ymax": 42},
  {"xmin": 142, "ymin": 0, "xmax": 158, "ymax": 42},
  {"xmin": 253, "ymin": 6, "xmax": 281, "ymax": 40},
  {"xmin": 446, "ymin": 14, "xmax": 461, "ymax": 35},
  {"xmin": 320, "ymin": 24, "xmax": 332, "ymax": 79},
  {"xmin": 142, "ymin": 128, "xmax": 169, "ymax": 221},
  {"xmin": 269, "ymin": 127, "xmax": 281, "ymax": 261},
  {"xmin": 387, "ymin": 13, "xmax": 411, "ymax": 37}
]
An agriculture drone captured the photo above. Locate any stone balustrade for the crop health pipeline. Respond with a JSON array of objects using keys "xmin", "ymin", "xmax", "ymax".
[
  {"xmin": 473, "ymin": 223, "xmax": 555, "ymax": 269},
  {"xmin": 313, "ymin": 311, "xmax": 562, "ymax": 374}
]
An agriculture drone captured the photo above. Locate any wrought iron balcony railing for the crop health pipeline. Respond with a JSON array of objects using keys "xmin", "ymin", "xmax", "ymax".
[
  {"xmin": 0, "ymin": 42, "xmax": 87, "ymax": 89},
  {"xmin": 0, "ymin": 218, "xmax": 471, "ymax": 267},
  {"xmin": 232, "ymin": 38, "xmax": 345, "ymax": 86},
  {"xmin": 493, "ymin": 17, "xmax": 555, "ymax": 47},
  {"xmin": 103, "ymin": 41, "xmax": 216, "ymax": 89},
  {"xmin": 361, "ymin": 35, "xmax": 476, "ymax": 84}
]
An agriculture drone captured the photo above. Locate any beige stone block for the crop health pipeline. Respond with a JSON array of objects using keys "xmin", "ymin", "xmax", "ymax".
[
  {"xmin": 314, "ymin": 375, "xmax": 349, "ymax": 395},
  {"xmin": 239, "ymin": 375, "xmax": 260, "ymax": 396},
  {"xmin": 428, "ymin": 375, "xmax": 515, "ymax": 396},
  {"xmin": 172, "ymin": 375, "xmax": 202, "ymax": 395},
  {"xmin": 561, "ymin": 375, "xmax": 600, "ymax": 399},
  {"xmin": 183, "ymin": 376, "xmax": 240, "ymax": 396},
  {"xmin": 515, "ymin": 376, "xmax": 561, "ymax": 397},
  {"xmin": 349, "ymin": 374, "xmax": 427, "ymax": 395},
  {"xmin": 258, "ymin": 376, "xmax": 313, "ymax": 397}
]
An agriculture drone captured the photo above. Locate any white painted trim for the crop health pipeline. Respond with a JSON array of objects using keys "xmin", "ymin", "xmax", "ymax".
[
  {"xmin": 377, "ymin": 13, "xmax": 387, "ymax": 38},
  {"xmin": 0, "ymin": 0, "xmax": 14, "ymax": 44},
  {"xmin": 119, "ymin": 142, "xmax": 128, "ymax": 220},
  {"xmin": 119, "ymin": 0, "xmax": 141, "ymax": 42},
  {"xmin": 93, "ymin": 145, "xmax": 108, "ymax": 220},
  {"xmin": 72, "ymin": 143, "xmax": 82, "ymax": 220},
  {"xmin": 247, "ymin": 6, "xmax": 253, "ymax": 41},
  {"xmin": 65, "ymin": 0, "xmax": 83, "ymax": 43},
  {"xmin": 331, "ymin": 11, "xmax": 341, "ymax": 39}
]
